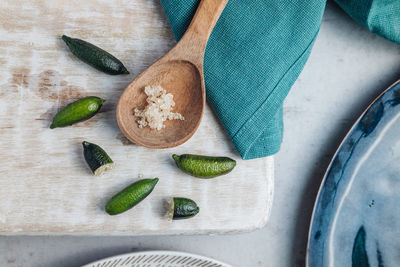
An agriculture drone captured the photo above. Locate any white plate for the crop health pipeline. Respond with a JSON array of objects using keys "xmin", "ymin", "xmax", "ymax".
[{"xmin": 82, "ymin": 251, "xmax": 232, "ymax": 267}]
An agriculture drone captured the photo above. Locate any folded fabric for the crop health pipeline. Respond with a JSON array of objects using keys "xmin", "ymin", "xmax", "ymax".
[
  {"xmin": 335, "ymin": 0, "xmax": 400, "ymax": 44},
  {"xmin": 161, "ymin": 0, "xmax": 326, "ymax": 159}
]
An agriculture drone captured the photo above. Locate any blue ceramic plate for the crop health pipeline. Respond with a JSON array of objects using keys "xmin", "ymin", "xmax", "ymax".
[{"xmin": 307, "ymin": 80, "xmax": 400, "ymax": 267}]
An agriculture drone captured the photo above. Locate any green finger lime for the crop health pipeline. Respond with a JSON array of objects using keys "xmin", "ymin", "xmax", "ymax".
[
  {"xmin": 105, "ymin": 178, "xmax": 159, "ymax": 215},
  {"xmin": 82, "ymin": 141, "xmax": 114, "ymax": 176},
  {"xmin": 62, "ymin": 35, "xmax": 129, "ymax": 75},
  {"xmin": 50, "ymin": 96, "xmax": 104, "ymax": 129},
  {"xmin": 172, "ymin": 154, "xmax": 236, "ymax": 178},
  {"xmin": 165, "ymin": 197, "xmax": 200, "ymax": 220}
]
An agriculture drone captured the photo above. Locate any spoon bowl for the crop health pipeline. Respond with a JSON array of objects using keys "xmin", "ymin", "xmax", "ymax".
[
  {"xmin": 116, "ymin": 60, "xmax": 203, "ymax": 148},
  {"xmin": 116, "ymin": 0, "xmax": 228, "ymax": 148}
]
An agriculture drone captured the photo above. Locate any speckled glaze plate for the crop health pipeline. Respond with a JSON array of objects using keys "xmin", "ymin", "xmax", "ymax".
[
  {"xmin": 307, "ymin": 80, "xmax": 400, "ymax": 266},
  {"xmin": 81, "ymin": 251, "xmax": 231, "ymax": 267}
]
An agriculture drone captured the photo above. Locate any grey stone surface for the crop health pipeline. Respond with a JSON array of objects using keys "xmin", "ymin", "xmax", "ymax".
[{"xmin": 1, "ymin": 2, "xmax": 399, "ymax": 267}]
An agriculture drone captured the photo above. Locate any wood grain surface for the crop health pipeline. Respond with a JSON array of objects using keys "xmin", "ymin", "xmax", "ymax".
[{"xmin": 0, "ymin": 0, "xmax": 273, "ymax": 235}]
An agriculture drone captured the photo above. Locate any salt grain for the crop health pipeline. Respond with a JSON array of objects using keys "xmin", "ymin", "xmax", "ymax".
[{"xmin": 134, "ymin": 85, "xmax": 184, "ymax": 130}]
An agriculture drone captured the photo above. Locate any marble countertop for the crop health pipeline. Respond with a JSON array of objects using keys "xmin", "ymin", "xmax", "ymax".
[{"xmin": 1, "ymin": 1, "xmax": 399, "ymax": 266}]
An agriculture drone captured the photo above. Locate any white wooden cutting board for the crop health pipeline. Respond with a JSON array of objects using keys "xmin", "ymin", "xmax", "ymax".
[{"xmin": 0, "ymin": 0, "xmax": 273, "ymax": 235}]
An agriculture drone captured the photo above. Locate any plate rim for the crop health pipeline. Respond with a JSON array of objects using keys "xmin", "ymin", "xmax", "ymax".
[
  {"xmin": 81, "ymin": 250, "xmax": 233, "ymax": 267},
  {"xmin": 305, "ymin": 79, "xmax": 400, "ymax": 266}
]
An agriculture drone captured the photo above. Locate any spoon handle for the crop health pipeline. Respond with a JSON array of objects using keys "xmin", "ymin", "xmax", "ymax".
[{"xmin": 177, "ymin": 0, "xmax": 228, "ymax": 63}]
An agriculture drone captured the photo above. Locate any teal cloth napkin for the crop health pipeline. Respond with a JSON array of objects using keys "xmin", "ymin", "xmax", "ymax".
[
  {"xmin": 160, "ymin": 0, "xmax": 326, "ymax": 159},
  {"xmin": 335, "ymin": 0, "xmax": 400, "ymax": 44},
  {"xmin": 160, "ymin": 0, "xmax": 399, "ymax": 159}
]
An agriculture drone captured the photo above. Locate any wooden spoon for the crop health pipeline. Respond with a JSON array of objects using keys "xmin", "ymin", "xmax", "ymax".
[{"xmin": 116, "ymin": 0, "xmax": 229, "ymax": 148}]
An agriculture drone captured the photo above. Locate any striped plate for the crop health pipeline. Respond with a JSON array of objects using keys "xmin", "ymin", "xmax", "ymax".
[{"xmin": 82, "ymin": 251, "xmax": 232, "ymax": 267}]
